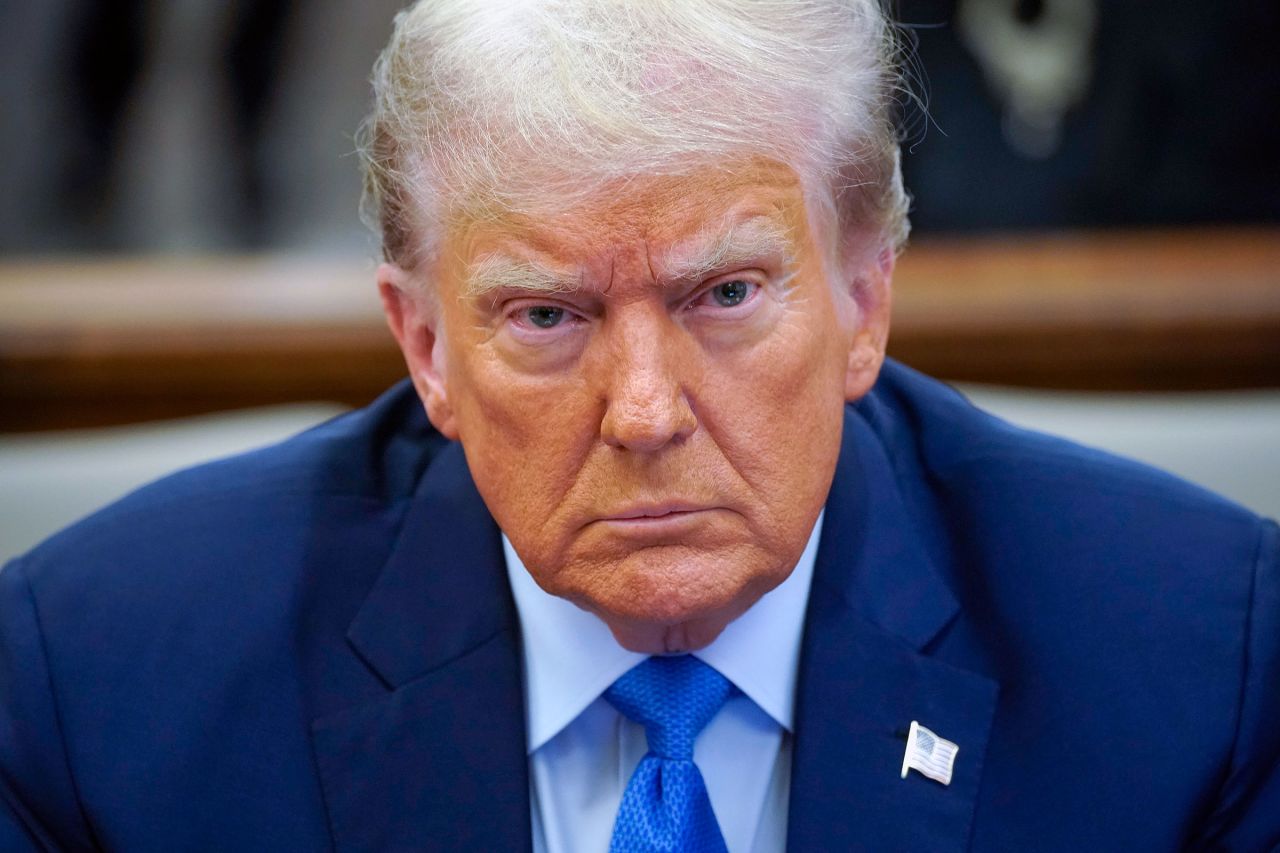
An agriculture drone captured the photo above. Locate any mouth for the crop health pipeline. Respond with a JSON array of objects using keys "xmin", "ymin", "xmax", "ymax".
[
  {"xmin": 604, "ymin": 502, "xmax": 711, "ymax": 521},
  {"xmin": 594, "ymin": 502, "xmax": 723, "ymax": 538}
]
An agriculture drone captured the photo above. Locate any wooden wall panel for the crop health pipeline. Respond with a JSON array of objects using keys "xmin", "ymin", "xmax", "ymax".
[{"xmin": 2, "ymin": 229, "xmax": 1277, "ymax": 431}]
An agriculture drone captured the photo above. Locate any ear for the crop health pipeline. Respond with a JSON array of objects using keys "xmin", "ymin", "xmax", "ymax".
[
  {"xmin": 377, "ymin": 262, "xmax": 459, "ymax": 439},
  {"xmin": 841, "ymin": 244, "xmax": 894, "ymax": 403}
]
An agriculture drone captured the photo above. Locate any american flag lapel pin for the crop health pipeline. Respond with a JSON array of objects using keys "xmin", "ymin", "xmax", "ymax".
[{"xmin": 900, "ymin": 720, "xmax": 959, "ymax": 786}]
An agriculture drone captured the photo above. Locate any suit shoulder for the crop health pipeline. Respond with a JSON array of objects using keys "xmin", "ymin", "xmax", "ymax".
[
  {"xmin": 860, "ymin": 360, "xmax": 1267, "ymax": 630},
  {"xmin": 864, "ymin": 359, "xmax": 1264, "ymax": 533},
  {"xmin": 11, "ymin": 381, "xmax": 443, "ymax": 619}
]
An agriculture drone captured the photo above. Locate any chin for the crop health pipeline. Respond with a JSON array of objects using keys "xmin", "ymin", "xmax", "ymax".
[
  {"xmin": 594, "ymin": 586, "xmax": 747, "ymax": 654},
  {"xmin": 574, "ymin": 544, "xmax": 785, "ymax": 641}
]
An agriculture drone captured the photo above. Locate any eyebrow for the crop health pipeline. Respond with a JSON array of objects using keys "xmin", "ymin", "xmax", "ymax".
[
  {"xmin": 660, "ymin": 216, "xmax": 795, "ymax": 283},
  {"xmin": 463, "ymin": 255, "xmax": 580, "ymax": 299},
  {"xmin": 462, "ymin": 215, "xmax": 795, "ymax": 299}
]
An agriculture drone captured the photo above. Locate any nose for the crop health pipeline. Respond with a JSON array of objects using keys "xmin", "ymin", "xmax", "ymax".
[{"xmin": 598, "ymin": 316, "xmax": 698, "ymax": 452}]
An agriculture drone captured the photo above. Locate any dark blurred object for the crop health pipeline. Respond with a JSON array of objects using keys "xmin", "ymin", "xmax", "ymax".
[
  {"xmin": 2, "ymin": 228, "xmax": 1276, "ymax": 432},
  {"xmin": 898, "ymin": 0, "xmax": 1280, "ymax": 231},
  {"xmin": 0, "ymin": 1, "xmax": 1276, "ymax": 253},
  {"xmin": 0, "ymin": 0, "xmax": 403, "ymax": 255}
]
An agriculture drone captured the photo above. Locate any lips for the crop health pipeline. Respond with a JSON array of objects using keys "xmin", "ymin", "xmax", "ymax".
[{"xmin": 604, "ymin": 502, "xmax": 710, "ymax": 521}]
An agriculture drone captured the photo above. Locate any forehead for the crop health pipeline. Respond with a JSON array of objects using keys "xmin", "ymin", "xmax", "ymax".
[{"xmin": 445, "ymin": 159, "xmax": 813, "ymax": 270}]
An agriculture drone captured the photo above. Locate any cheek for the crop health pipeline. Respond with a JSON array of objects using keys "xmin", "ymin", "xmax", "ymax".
[
  {"xmin": 697, "ymin": 302, "xmax": 848, "ymax": 512},
  {"xmin": 727, "ymin": 301, "xmax": 845, "ymax": 412},
  {"xmin": 445, "ymin": 344, "xmax": 599, "ymax": 533}
]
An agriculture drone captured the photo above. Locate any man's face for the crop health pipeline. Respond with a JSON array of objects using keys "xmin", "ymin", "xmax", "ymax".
[{"xmin": 382, "ymin": 159, "xmax": 890, "ymax": 653}]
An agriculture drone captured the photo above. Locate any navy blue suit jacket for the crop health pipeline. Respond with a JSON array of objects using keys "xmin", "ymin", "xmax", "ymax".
[{"xmin": 2, "ymin": 360, "xmax": 1277, "ymax": 851}]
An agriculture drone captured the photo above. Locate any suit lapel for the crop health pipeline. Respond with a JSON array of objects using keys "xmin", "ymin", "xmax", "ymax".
[
  {"xmin": 788, "ymin": 409, "xmax": 999, "ymax": 851},
  {"xmin": 311, "ymin": 441, "xmax": 531, "ymax": 852}
]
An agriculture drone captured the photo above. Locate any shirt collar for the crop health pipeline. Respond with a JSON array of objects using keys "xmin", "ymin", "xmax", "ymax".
[{"xmin": 504, "ymin": 513, "xmax": 822, "ymax": 753}]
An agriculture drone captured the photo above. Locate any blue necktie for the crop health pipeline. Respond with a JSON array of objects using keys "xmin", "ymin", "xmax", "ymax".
[{"xmin": 605, "ymin": 655, "xmax": 734, "ymax": 853}]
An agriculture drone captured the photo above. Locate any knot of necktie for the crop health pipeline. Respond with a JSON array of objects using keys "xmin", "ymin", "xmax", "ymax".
[{"xmin": 605, "ymin": 655, "xmax": 734, "ymax": 760}]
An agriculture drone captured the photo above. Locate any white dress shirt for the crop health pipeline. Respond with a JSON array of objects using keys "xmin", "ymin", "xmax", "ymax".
[{"xmin": 503, "ymin": 515, "xmax": 821, "ymax": 853}]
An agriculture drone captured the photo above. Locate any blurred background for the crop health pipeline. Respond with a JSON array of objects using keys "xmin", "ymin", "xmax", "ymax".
[
  {"xmin": 1, "ymin": 0, "xmax": 1278, "ymax": 557},
  {"xmin": 1, "ymin": 0, "xmax": 1276, "ymax": 254}
]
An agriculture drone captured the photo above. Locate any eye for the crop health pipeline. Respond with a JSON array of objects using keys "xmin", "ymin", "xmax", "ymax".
[
  {"xmin": 692, "ymin": 279, "xmax": 758, "ymax": 311},
  {"xmin": 504, "ymin": 301, "xmax": 585, "ymax": 342},
  {"xmin": 525, "ymin": 305, "xmax": 565, "ymax": 328},
  {"xmin": 712, "ymin": 280, "xmax": 751, "ymax": 307}
]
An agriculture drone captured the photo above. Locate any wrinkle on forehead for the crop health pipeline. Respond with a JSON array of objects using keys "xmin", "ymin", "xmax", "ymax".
[
  {"xmin": 462, "ymin": 212, "xmax": 800, "ymax": 299},
  {"xmin": 455, "ymin": 159, "xmax": 809, "ymax": 298}
]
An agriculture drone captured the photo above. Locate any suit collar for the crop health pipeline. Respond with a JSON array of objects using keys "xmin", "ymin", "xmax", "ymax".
[
  {"xmin": 814, "ymin": 403, "xmax": 960, "ymax": 651},
  {"xmin": 314, "ymin": 440, "xmax": 531, "ymax": 852},
  {"xmin": 788, "ymin": 406, "xmax": 999, "ymax": 850},
  {"xmin": 346, "ymin": 440, "xmax": 513, "ymax": 688}
]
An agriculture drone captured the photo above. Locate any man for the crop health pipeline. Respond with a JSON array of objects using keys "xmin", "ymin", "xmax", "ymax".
[{"xmin": 1, "ymin": 1, "xmax": 1276, "ymax": 850}]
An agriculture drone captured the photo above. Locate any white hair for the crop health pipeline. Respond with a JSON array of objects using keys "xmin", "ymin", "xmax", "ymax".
[{"xmin": 359, "ymin": 0, "xmax": 910, "ymax": 271}]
